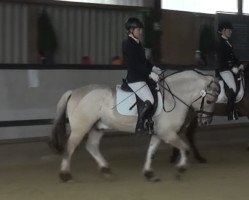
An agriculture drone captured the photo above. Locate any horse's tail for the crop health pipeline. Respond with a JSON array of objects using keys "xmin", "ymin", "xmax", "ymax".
[{"xmin": 49, "ymin": 90, "xmax": 72, "ymax": 154}]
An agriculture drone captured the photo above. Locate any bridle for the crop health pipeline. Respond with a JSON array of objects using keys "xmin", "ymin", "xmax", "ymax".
[
  {"xmin": 159, "ymin": 73, "xmax": 219, "ymax": 120},
  {"xmin": 193, "ymin": 80, "xmax": 219, "ymax": 119}
]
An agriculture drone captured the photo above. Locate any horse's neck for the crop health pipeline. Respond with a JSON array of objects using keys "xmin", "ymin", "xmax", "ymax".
[{"xmin": 166, "ymin": 71, "xmax": 206, "ymax": 105}]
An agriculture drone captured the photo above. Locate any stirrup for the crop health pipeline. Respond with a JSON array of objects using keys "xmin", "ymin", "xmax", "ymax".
[
  {"xmin": 146, "ymin": 119, "xmax": 155, "ymax": 135},
  {"xmin": 135, "ymin": 122, "xmax": 146, "ymax": 134}
]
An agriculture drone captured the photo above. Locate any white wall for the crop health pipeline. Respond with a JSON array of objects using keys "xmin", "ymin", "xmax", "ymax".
[
  {"xmin": 0, "ymin": 69, "xmax": 126, "ymax": 139},
  {"xmin": 0, "ymin": 69, "xmax": 248, "ymax": 140}
]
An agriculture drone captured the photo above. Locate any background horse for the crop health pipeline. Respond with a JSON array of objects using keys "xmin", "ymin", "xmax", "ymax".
[
  {"xmin": 50, "ymin": 70, "xmax": 219, "ymax": 182},
  {"xmin": 171, "ymin": 65, "xmax": 249, "ymax": 163}
]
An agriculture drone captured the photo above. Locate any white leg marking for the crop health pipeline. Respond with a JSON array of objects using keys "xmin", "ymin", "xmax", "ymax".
[
  {"xmin": 86, "ymin": 129, "xmax": 108, "ymax": 168},
  {"xmin": 143, "ymin": 135, "xmax": 161, "ymax": 172}
]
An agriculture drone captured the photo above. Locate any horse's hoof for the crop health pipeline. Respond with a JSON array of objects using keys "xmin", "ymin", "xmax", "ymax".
[
  {"xmin": 100, "ymin": 166, "xmax": 111, "ymax": 174},
  {"xmin": 144, "ymin": 170, "xmax": 161, "ymax": 182},
  {"xmin": 59, "ymin": 171, "xmax": 73, "ymax": 182},
  {"xmin": 176, "ymin": 166, "xmax": 187, "ymax": 173},
  {"xmin": 196, "ymin": 156, "xmax": 207, "ymax": 163},
  {"xmin": 175, "ymin": 172, "xmax": 183, "ymax": 181},
  {"xmin": 100, "ymin": 167, "xmax": 114, "ymax": 180}
]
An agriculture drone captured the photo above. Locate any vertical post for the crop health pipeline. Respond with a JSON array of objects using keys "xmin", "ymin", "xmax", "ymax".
[
  {"xmin": 238, "ymin": 0, "xmax": 242, "ymax": 15},
  {"xmin": 151, "ymin": 0, "xmax": 162, "ymax": 64},
  {"xmin": 144, "ymin": 0, "xmax": 162, "ymax": 64}
]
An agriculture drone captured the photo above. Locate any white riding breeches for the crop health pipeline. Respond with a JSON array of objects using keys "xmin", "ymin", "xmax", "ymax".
[
  {"xmin": 128, "ymin": 81, "xmax": 154, "ymax": 104},
  {"xmin": 219, "ymin": 70, "xmax": 236, "ymax": 93}
]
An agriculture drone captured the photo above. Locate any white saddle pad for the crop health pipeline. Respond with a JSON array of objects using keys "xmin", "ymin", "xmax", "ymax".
[
  {"xmin": 216, "ymin": 79, "xmax": 244, "ymax": 104},
  {"xmin": 116, "ymin": 85, "xmax": 163, "ymax": 116}
]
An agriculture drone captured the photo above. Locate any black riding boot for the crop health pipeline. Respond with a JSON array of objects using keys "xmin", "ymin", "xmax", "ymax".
[
  {"xmin": 136, "ymin": 100, "xmax": 152, "ymax": 133},
  {"xmin": 227, "ymin": 89, "xmax": 237, "ymax": 120}
]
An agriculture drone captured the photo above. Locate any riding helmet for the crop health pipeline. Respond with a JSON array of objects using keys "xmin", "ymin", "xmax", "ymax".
[
  {"xmin": 125, "ymin": 17, "xmax": 144, "ymax": 31},
  {"xmin": 217, "ymin": 21, "xmax": 233, "ymax": 32}
]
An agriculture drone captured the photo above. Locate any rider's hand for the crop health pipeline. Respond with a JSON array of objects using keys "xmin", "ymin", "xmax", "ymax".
[
  {"xmin": 232, "ymin": 67, "xmax": 239, "ymax": 74},
  {"xmin": 149, "ymin": 72, "xmax": 159, "ymax": 82},
  {"xmin": 152, "ymin": 66, "xmax": 163, "ymax": 75},
  {"xmin": 239, "ymin": 64, "xmax": 245, "ymax": 71}
]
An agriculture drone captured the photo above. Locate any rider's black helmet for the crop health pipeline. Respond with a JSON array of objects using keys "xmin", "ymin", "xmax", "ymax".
[
  {"xmin": 125, "ymin": 17, "xmax": 144, "ymax": 31},
  {"xmin": 217, "ymin": 21, "xmax": 233, "ymax": 32}
]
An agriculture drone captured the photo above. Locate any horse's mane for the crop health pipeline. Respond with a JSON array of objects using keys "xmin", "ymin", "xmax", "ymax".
[{"xmin": 163, "ymin": 69, "xmax": 213, "ymax": 81}]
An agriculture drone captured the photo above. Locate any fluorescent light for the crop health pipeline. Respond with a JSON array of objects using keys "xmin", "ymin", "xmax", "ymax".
[{"xmin": 162, "ymin": 0, "xmax": 237, "ymax": 14}]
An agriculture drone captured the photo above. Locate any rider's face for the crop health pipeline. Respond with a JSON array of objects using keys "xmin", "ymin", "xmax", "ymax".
[
  {"xmin": 131, "ymin": 27, "xmax": 142, "ymax": 39},
  {"xmin": 222, "ymin": 28, "xmax": 232, "ymax": 38}
]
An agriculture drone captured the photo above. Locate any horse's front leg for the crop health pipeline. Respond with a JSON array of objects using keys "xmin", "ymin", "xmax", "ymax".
[
  {"xmin": 185, "ymin": 117, "xmax": 207, "ymax": 163},
  {"xmin": 143, "ymin": 135, "xmax": 161, "ymax": 182},
  {"xmin": 161, "ymin": 131, "xmax": 189, "ymax": 172}
]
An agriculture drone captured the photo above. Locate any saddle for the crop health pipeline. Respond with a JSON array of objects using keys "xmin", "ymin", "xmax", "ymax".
[
  {"xmin": 116, "ymin": 79, "xmax": 163, "ymax": 117},
  {"xmin": 216, "ymin": 72, "xmax": 244, "ymax": 104}
]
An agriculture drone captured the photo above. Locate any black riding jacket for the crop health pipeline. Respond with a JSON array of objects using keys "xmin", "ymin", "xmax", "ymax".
[
  {"xmin": 216, "ymin": 36, "xmax": 239, "ymax": 73},
  {"xmin": 122, "ymin": 36, "xmax": 153, "ymax": 83}
]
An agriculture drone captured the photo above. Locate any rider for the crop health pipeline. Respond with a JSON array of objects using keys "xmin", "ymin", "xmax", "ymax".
[
  {"xmin": 122, "ymin": 17, "xmax": 163, "ymax": 133},
  {"xmin": 216, "ymin": 21, "xmax": 244, "ymax": 120}
]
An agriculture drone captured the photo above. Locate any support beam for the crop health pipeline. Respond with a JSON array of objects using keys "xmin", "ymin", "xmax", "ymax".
[{"xmin": 238, "ymin": 0, "xmax": 242, "ymax": 15}]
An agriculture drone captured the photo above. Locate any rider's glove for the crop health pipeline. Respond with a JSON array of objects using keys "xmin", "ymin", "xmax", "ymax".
[
  {"xmin": 152, "ymin": 66, "xmax": 163, "ymax": 75},
  {"xmin": 239, "ymin": 64, "xmax": 244, "ymax": 71},
  {"xmin": 231, "ymin": 67, "xmax": 239, "ymax": 74},
  {"xmin": 149, "ymin": 72, "xmax": 159, "ymax": 82}
]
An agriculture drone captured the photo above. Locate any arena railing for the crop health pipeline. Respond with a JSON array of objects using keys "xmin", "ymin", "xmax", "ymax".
[{"xmin": 0, "ymin": 63, "xmax": 213, "ymax": 128}]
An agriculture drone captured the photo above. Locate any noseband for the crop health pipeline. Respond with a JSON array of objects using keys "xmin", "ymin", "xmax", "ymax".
[{"xmin": 194, "ymin": 80, "xmax": 219, "ymax": 119}]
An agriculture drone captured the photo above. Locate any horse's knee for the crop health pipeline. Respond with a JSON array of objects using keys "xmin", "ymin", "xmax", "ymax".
[
  {"xmin": 164, "ymin": 134, "xmax": 189, "ymax": 151},
  {"xmin": 163, "ymin": 133, "xmax": 178, "ymax": 144}
]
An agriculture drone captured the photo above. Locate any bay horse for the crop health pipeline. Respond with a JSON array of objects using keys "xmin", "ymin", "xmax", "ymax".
[{"xmin": 49, "ymin": 70, "xmax": 219, "ymax": 182}]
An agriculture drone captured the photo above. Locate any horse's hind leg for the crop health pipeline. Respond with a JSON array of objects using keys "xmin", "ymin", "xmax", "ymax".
[
  {"xmin": 59, "ymin": 128, "xmax": 93, "ymax": 182},
  {"xmin": 60, "ymin": 131, "xmax": 85, "ymax": 182},
  {"xmin": 143, "ymin": 135, "xmax": 161, "ymax": 182},
  {"xmin": 86, "ymin": 129, "xmax": 111, "ymax": 177}
]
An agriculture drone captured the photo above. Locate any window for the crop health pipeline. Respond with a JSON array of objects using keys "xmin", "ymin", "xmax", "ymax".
[
  {"xmin": 54, "ymin": 0, "xmax": 151, "ymax": 7},
  {"xmin": 244, "ymin": 0, "xmax": 249, "ymax": 14},
  {"xmin": 162, "ymin": 0, "xmax": 237, "ymax": 14},
  {"xmin": 55, "ymin": 0, "xmax": 118, "ymax": 3}
]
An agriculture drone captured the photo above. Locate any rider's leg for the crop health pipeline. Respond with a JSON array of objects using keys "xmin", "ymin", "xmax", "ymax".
[
  {"xmin": 227, "ymin": 88, "xmax": 237, "ymax": 120},
  {"xmin": 219, "ymin": 70, "xmax": 237, "ymax": 120},
  {"xmin": 128, "ymin": 82, "xmax": 154, "ymax": 133},
  {"xmin": 136, "ymin": 100, "xmax": 153, "ymax": 133}
]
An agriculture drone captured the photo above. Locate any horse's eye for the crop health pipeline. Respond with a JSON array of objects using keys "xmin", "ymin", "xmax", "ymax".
[{"xmin": 206, "ymin": 100, "xmax": 212, "ymax": 104}]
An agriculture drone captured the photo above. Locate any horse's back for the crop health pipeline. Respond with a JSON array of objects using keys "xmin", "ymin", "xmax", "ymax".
[
  {"xmin": 71, "ymin": 84, "xmax": 112, "ymax": 101},
  {"xmin": 67, "ymin": 84, "xmax": 113, "ymax": 116}
]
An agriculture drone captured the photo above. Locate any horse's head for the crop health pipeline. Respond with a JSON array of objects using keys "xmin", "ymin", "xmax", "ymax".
[{"xmin": 192, "ymin": 77, "xmax": 220, "ymax": 126}]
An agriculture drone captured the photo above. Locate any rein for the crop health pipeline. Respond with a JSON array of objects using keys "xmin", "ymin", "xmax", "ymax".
[{"xmin": 159, "ymin": 71, "xmax": 217, "ymax": 117}]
